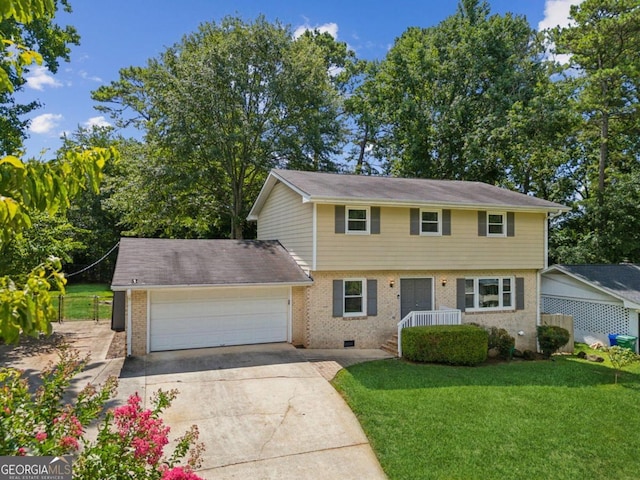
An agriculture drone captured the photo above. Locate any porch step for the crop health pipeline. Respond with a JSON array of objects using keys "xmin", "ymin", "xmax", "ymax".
[{"xmin": 380, "ymin": 333, "xmax": 399, "ymax": 356}]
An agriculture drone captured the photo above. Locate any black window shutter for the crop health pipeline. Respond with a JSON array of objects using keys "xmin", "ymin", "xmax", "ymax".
[
  {"xmin": 478, "ymin": 211, "xmax": 487, "ymax": 236},
  {"xmin": 367, "ymin": 279, "xmax": 378, "ymax": 316},
  {"xmin": 442, "ymin": 209, "xmax": 451, "ymax": 236},
  {"xmin": 371, "ymin": 207, "xmax": 381, "ymax": 234},
  {"xmin": 335, "ymin": 206, "xmax": 345, "ymax": 234},
  {"xmin": 515, "ymin": 277, "xmax": 525, "ymax": 310},
  {"xmin": 507, "ymin": 212, "xmax": 515, "ymax": 237},
  {"xmin": 410, "ymin": 208, "xmax": 420, "ymax": 235},
  {"xmin": 333, "ymin": 280, "xmax": 343, "ymax": 317},
  {"xmin": 456, "ymin": 278, "xmax": 466, "ymax": 312}
]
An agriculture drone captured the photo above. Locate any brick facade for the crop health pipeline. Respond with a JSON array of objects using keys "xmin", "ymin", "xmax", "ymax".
[
  {"xmin": 301, "ymin": 269, "xmax": 539, "ymax": 351},
  {"xmin": 125, "ymin": 270, "xmax": 538, "ymax": 355},
  {"xmin": 129, "ymin": 290, "xmax": 147, "ymax": 356}
]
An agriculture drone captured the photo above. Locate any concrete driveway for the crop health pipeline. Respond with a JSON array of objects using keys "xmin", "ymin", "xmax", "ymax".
[{"xmin": 118, "ymin": 344, "xmax": 389, "ymax": 479}]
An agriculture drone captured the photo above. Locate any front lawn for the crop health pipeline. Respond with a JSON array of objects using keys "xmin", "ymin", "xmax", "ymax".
[{"xmin": 333, "ymin": 348, "xmax": 640, "ymax": 480}]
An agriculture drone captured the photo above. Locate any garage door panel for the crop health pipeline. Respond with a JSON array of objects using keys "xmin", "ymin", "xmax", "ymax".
[
  {"xmin": 152, "ymin": 298, "xmax": 288, "ymax": 320},
  {"xmin": 150, "ymin": 287, "xmax": 289, "ymax": 351}
]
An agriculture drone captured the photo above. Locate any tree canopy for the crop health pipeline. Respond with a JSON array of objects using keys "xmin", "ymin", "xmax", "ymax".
[{"xmin": 94, "ymin": 16, "xmax": 354, "ymax": 238}]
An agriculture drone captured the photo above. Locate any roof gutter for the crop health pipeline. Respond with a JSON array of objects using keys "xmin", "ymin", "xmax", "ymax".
[
  {"xmin": 300, "ymin": 196, "xmax": 570, "ymax": 214},
  {"xmin": 111, "ymin": 280, "xmax": 314, "ymax": 292}
]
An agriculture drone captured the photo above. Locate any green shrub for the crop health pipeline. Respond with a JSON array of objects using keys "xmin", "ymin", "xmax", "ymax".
[
  {"xmin": 487, "ymin": 327, "xmax": 515, "ymax": 359},
  {"xmin": 401, "ymin": 325, "xmax": 488, "ymax": 366},
  {"xmin": 537, "ymin": 325, "xmax": 570, "ymax": 358}
]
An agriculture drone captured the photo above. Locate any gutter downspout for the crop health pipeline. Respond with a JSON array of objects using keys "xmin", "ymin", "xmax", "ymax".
[{"xmin": 126, "ymin": 289, "xmax": 132, "ymax": 357}]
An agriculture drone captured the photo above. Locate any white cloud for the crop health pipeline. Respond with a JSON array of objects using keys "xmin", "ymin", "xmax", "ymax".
[
  {"xmin": 25, "ymin": 66, "xmax": 63, "ymax": 91},
  {"xmin": 538, "ymin": 0, "xmax": 586, "ymax": 66},
  {"xmin": 538, "ymin": 0, "xmax": 585, "ymax": 31},
  {"xmin": 293, "ymin": 21, "xmax": 339, "ymax": 40},
  {"xmin": 83, "ymin": 116, "xmax": 111, "ymax": 129},
  {"xmin": 79, "ymin": 70, "xmax": 103, "ymax": 82},
  {"xmin": 29, "ymin": 113, "xmax": 63, "ymax": 134}
]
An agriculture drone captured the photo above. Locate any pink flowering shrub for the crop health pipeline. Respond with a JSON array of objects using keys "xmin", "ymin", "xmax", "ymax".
[
  {"xmin": 0, "ymin": 348, "xmax": 116, "ymax": 457},
  {"xmin": 75, "ymin": 389, "xmax": 205, "ymax": 480},
  {"xmin": 0, "ymin": 348, "xmax": 205, "ymax": 480}
]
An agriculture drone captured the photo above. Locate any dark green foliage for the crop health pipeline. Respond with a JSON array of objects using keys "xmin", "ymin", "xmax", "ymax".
[
  {"xmin": 522, "ymin": 349, "xmax": 536, "ymax": 360},
  {"xmin": 401, "ymin": 325, "xmax": 488, "ymax": 366},
  {"xmin": 487, "ymin": 326, "xmax": 515, "ymax": 360},
  {"xmin": 537, "ymin": 325, "xmax": 570, "ymax": 358}
]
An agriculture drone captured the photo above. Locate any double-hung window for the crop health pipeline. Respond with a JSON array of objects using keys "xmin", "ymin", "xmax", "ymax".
[
  {"xmin": 420, "ymin": 210, "xmax": 441, "ymax": 235},
  {"xmin": 346, "ymin": 207, "xmax": 369, "ymax": 234},
  {"xmin": 343, "ymin": 279, "xmax": 366, "ymax": 316},
  {"xmin": 464, "ymin": 277, "xmax": 513, "ymax": 311},
  {"xmin": 487, "ymin": 212, "xmax": 506, "ymax": 237}
]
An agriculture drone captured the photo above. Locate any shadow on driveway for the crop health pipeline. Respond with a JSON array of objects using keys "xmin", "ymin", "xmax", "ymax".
[{"xmin": 120, "ymin": 343, "xmax": 307, "ymax": 378}]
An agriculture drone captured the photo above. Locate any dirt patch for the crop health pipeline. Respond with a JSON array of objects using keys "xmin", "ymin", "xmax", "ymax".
[{"xmin": 106, "ymin": 331, "xmax": 126, "ymax": 359}]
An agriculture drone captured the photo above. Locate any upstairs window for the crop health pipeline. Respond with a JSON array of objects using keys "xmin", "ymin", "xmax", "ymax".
[
  {"xmin": 421, "ymin": 210, "xmax": 441, "ymax": 235},
  {"xmin": 346, "ymin": 207, "xmax": 369, "ymax": 234},
  {"xmin": 487, "ymin": 212, "xmax": 506, "ymax": 237}
]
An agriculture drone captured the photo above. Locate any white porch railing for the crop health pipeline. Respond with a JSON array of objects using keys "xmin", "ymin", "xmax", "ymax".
[{"xmin": 397, "ymin": 309, "xmax": 462, "ymax": 357}]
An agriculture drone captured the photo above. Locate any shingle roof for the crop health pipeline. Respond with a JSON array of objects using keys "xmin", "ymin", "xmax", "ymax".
[
  {"xmin": 248, "ymin": 170, "xmax": 568, "ymax": 220},
  {"xmin": 111, "ymin": 238, "xmax": 312, "ymax": 289},
  {"xmin": 547, "ymin": 264, "xmax": 640, "ymax": 306}
]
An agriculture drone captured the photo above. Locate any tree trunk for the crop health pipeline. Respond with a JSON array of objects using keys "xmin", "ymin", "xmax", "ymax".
[
  {"xmin": 355, "ymin": 125, "xmax": 369, "ymax": 175},
  {"xmin": 599, "ymin": 110, "xmax": 608, "ymax": 198}
]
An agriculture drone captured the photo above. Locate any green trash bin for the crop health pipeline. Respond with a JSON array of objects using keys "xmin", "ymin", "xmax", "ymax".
[{"xmin": 615, "ymin": 335, "xmax": 637, "ymax": 352}]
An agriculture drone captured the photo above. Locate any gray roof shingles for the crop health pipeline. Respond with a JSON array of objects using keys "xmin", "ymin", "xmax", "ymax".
[
  {"xmin": 272, "ymin": 169, "xmax": 567, "ymax": 210},
  {"xmin": 111, "ymin": 238, "xmax": 312, "ymax": 289},
  {"xmin": 552, "ymin": 264, "xmax": 640, "ymax": 306}
]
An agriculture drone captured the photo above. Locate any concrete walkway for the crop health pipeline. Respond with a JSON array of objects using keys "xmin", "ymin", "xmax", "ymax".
[{"xmin": 119, "ymin": 344, "xmax": 391, "ymax": 479}]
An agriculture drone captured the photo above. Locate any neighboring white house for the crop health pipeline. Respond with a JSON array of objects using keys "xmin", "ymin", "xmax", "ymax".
[{"xmin": 541, "ymin": 264, "xmax": 640, "ymax": 352}]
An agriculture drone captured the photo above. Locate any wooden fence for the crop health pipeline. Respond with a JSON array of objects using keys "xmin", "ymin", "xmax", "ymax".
[{"xmin": 541, "ymin": 313, "xmax": 574, "ymax": 353}]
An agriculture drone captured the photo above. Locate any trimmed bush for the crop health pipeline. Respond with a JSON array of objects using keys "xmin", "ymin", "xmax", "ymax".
[
  {"xmin": 401, "ymin": 325, "xmax": 488, "ymax": 366},
  {"xmin": 487, "ymin": 327, "xmax": 515, "ymax": 360},
  {"xmin": 537, "ymin": 325, "xmax": 570, "ymax": 358}
]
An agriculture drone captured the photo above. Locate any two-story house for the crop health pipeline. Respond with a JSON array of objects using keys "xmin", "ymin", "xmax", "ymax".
[{"xmin": 111, "ymin": 169, "xmax": 567, "ymax": 356}]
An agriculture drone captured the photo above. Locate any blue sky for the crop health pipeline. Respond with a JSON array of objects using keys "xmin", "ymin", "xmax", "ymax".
[{"xmin": 17, "ymin": 0, "xmax": 582, "ymax": 158}]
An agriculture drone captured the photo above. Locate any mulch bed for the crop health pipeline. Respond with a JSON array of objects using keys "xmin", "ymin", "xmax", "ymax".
[{"xmin": 106, "ymin": 331, "xmax": 126, "ymax": 359}]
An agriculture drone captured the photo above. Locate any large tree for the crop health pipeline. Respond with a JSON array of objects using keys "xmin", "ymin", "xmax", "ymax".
[
  {"xmin": 94, "ymin": 16, "xmax": 353, "ymax": 238},
  {"xmin": 549, "ymin": 0, "xmax": 640, "ymax": 263},
  {"xmin": 368, "ymin": 0, "xmax": 558, "ymax": 185},
  {"xmin": 554, "ymin": 0, "xmax": 640, "ymax": 199}
]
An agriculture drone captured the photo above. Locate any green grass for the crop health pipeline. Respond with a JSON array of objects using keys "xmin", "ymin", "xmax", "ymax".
[
  {"xmin": 332, "ymin": 346, "xmax": 640, "ymax": 480},
  {"xmin": 53, "ymin": 283, "xmax": 113, "ymax": 321}
]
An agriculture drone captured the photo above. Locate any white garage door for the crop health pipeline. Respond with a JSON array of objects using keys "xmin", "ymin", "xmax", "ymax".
[{"xmin": 150, "ymin": 286, "xmax": 289, "ymax": 351}]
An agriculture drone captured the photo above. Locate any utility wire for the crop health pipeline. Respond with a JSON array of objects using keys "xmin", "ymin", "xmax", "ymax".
[{"xmin": 65, "ymin": 241, "xmax": 120, "ymax": 278}]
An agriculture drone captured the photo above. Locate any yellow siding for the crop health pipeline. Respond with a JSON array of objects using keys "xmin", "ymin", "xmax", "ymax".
[
  {"xmin": 257, "ymin": 182, "xmax": 313, "ymax": 270},
  {"xmin": 316, "ymin": 205, "xmax": 546, "ymax": 271}
]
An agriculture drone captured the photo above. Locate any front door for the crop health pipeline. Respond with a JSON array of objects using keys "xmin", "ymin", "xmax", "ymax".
[{"xmin": 400, "ymin": 278, "xmax": 433, "ymax": 319}]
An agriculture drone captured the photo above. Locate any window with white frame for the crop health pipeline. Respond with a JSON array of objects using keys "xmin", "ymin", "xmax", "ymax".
[
  {"xmin": 344, "ymin": 279, "xmax": 366, "ymax": 316},
  {"xmin": 465, "ymin": 277, "xmax": 513, "ymax": 311},
  {"xmin": 421, "ymin": 210, "xmax": 441, "ymax": 235},
  {"xmin": 487, "ymin": 212, "xmax": 506, "ymax": 236},
  {"xmin": 346, "ymin": 207, "xmax": 369, "ymax": 234}
]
